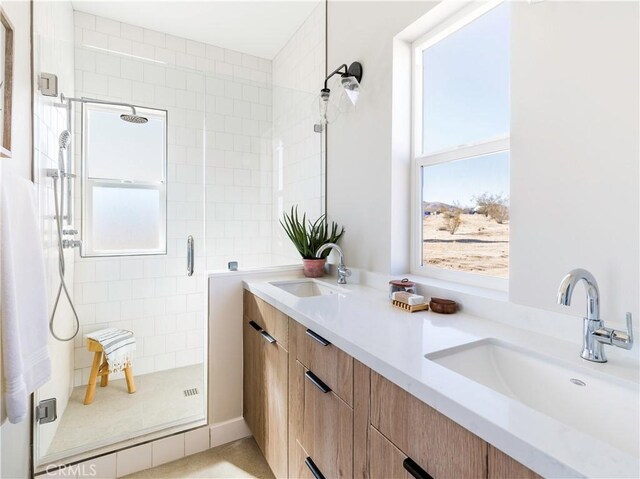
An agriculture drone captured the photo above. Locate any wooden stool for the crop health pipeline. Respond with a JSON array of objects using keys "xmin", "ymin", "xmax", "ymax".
[{"xmin": 84, "ymin": 338, "xmax": 136, "ymax": 405}]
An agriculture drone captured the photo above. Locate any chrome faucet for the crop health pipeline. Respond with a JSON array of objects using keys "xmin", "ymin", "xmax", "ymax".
[
  {"xmin": 557, "ymin": 268, "xmax": 633, "ymax": 362},
  {"xmin": 316, "ymin": 243, "xmax": 351, "ymax": 284}
]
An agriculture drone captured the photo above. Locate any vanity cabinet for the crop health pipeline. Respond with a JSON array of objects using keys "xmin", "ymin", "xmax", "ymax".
[
  {"xmin": 242, "ymin": 291, "xmax": 289, "ymax": 478},
  {"xmin": 243, "ymin": 291, "xmax": 543, "ymax": 479},
  {"xmin": 370, "ymin": 371, "xmax": 487, "ymax": 478},
  {"xmin": 289, "ymin": 319, "xmax": 355, "ymax": 479}
]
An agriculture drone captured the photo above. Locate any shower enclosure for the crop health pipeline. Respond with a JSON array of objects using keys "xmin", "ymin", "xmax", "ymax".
[{"xmin": 32, "ymin": 0, "xmax": 326, "ymax": 470}]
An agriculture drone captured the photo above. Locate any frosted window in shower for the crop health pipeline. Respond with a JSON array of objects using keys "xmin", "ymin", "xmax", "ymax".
[
  {"xmin": 92, "ymin": 186, "xmax": 162, "ymax": 252},
  {"xmin": 81, "ymin": 103, "xmax": 167, "ymax": 256}
]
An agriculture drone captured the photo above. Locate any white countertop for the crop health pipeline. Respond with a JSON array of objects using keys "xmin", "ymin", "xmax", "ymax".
[{"xmin": 244, "ymin": 276, "xmax": 640, "ymax": 479}]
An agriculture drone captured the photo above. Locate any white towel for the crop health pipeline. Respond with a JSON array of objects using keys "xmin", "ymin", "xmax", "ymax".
[
  {"xmin": 86, "ymin": 328, "xmax": 136, "ymax": 373},
  {"xmin": 1, "ymin": 173, "xmax": 51, "ymax": 423}
]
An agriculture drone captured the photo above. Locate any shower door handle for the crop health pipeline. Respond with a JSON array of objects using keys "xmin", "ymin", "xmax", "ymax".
[{"xmin": 187, "ymin": 236, "xmax": 194, "ymax": 276}]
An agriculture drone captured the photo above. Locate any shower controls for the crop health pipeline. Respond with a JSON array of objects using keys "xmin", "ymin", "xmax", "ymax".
[
  {"xmin": 187, "ymin": 235, "xmax": 194, "ymax": 276},
  {"xmin": 62, "ymin": 239, "xmax": 82, "ymax": 249}
]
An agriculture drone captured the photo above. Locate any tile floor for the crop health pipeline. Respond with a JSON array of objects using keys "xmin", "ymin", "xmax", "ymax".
[
  {"xmin": 123, "ymin": 437, "xmax": 274, "ymax": 478},
  {"xmin": 46, "ymin": 364, "xmax": 205, "ymax": 456}
]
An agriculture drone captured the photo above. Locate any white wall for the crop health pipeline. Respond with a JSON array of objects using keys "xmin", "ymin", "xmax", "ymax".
[
  {"xmin": 509, "ymin": 0, "xmax": 639, "ymax": 325},
  {"xmin": 326, "ymin": 1, "xmax": 435, "ymax": 274},
  {"xmin": 0, "ymin": 0, "xmax": 36, "ymax": 477},
  {"xmin": 327, "ymin": 1, "xmax": 639, "ymax": 328},
  {"xmin": 32, "ymin": 0, "xmax": 76, "ymax": 460}
]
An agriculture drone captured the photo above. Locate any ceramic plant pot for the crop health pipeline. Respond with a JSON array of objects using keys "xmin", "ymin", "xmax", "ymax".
[{"xmin": 302, "ymin": 258, "xmax": 326, "ymax": 278}]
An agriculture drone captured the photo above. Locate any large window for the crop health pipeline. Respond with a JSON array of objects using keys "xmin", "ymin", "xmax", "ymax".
[
  {"xmin": 412, "ymin": 1, "xmax": 510, "ymax": 288},
  {"xmin": 81, "ymin": 103, "xmax": 167, "ymax": 256}
]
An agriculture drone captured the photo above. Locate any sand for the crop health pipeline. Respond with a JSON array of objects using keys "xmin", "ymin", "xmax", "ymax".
[{"xmin": 422, "ymin": 213, "xmax": 509, "ymax": 278}]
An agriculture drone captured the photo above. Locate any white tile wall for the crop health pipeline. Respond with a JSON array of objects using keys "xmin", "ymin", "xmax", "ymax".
[
  {"xmin": 70, "ymin": 4, "xmax": 324, "ymax": 381},
  {"xmin": 271, "ymin": 3, "xmax": 327, "ymax": 264},
  {"xmin": 33, "ymin": 0, "xmax": 76, "ymax": 459}
]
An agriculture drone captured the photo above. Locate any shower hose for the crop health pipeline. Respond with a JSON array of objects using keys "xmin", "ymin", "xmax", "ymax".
[{"xmin": 49, "ymin": 174, "xmax": 80, "ymax": 341}]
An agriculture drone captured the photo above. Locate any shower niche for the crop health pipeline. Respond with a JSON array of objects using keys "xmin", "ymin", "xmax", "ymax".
[{"xmin": 33, "ymin": 0, "xmax": 327, "ymax": 471}]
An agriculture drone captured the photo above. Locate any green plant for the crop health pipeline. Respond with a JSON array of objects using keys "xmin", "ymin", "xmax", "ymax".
[{"xmin": 280, "ymin": 206, "xmax": 345, "ymax": 259}]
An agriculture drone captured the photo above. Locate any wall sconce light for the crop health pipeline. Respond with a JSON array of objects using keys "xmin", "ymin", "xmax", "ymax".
[{"xmin": 319, "ymin": 62, "xmax": 363, "ymax": 124}]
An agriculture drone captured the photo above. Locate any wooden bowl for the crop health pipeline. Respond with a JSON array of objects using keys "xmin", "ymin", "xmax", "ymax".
[{"xmin": 429, "ymin": 297, "xmax": 457, "ymax": 314}]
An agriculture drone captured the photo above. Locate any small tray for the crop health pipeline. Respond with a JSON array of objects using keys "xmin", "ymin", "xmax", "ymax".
[
  {"xmin": 392, "ymin": 300, "xmax": 429, "ymax": 313},
  {"xmin": 429, "ymin": 297, "xmax": 457, "ymax": 314}
]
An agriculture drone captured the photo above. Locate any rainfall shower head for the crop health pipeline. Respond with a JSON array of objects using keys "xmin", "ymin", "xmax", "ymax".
[
  {"xmin": 59, "ymin": 129, "xmax": 71, "ymax": 149},
  {"xmin": 120, "ymin": 113, "xmax": 148, "ymax": 124}
]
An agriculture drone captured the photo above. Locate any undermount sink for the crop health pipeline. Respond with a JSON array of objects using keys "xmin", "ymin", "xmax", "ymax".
[
  {"xmin": 269, "ymin": 279, "xmax": 348, "ymax": 298},
  {"xmin": 426, "ymin": 339, "xmax": 639, "ymax": 457}
]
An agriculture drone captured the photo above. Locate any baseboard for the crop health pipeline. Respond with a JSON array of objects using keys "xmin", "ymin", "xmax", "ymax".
[{"xmin": 209, "ymin": 417, "xmax": 251, "ymax": 449}]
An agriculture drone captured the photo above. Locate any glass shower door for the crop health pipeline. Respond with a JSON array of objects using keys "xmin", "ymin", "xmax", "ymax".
[{"xmin": 33, "ymin": 34, "xmax": 208, "ymax": 468}]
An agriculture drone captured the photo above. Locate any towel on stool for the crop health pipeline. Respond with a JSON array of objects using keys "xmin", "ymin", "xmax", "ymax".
[{"xmin": 86, "ymin": 328, "xmax": 136, "ymax": 373}]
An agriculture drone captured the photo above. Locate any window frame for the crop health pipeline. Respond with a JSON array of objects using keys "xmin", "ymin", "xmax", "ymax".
[
  {"xmin": 80, "ymin": 102, "xmax": 168, "ymax": 258},
  {"xmin": 409, "ymin": 0, "xmax": 510, "ymax": 291}
]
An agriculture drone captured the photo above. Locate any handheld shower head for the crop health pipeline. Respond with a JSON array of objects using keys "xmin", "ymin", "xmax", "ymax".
[{"xmin": 59, "ymin": 129, "xmax": 71, "ymax": 149}]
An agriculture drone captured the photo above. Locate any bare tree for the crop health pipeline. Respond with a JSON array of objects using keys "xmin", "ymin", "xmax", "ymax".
[
  {"xmin": 473, "ymin": 193, "xmax": 509, "ymax": 224},
  {"xmin": 442, "ymin": 204, "xmax": 462, "ymax": 235}
]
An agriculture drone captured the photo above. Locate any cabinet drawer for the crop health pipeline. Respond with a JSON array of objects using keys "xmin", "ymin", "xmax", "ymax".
[
  {"xmin": 295, "ymin": 360, "xmax": 353, "ymax": 479},
  {"xmin": 369, "ymin": 426, "xmax": 411, "ymax": 479},
  {"xmin": 244, "ymin": 291, "xmax": 288, "ymax": 349},
  {"xmin": 371, "ymin": 371, "xmax": 487, "ymax": 479},
  {"xmin": 292, "ymin": 320, "xmax": 353, "ymax": 406},
  {"xmin": 489, "ymin": 445, "xmax": 542, "ymax": 479}
]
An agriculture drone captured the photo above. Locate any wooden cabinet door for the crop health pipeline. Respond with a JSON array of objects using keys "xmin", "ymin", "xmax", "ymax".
[
  {"xmin": 488, "ymin": 446, "xmax": 542, "ymax": 479},
  {"xmin": 291, "ymin": 360, "xmax": 353, "ymax": 479},
  {"xmin": 369, "ymin": 426, "xmax": 411, "ymax": 479},
  {"xmin": 371, "ymin": 371, "xmax": 487, "ymax": 479},
  {"xmin": 243, "ymin": 318, "xmax": 265, "ymax": 450},
  {"xmin": 262, "ymin": 338, "xmax": 288, "ymax": 478}
]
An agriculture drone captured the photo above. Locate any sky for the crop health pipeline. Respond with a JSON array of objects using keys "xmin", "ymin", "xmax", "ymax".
[{"xmin": 421, "ymin": 3, "xmax": 510, "ymax": 207}]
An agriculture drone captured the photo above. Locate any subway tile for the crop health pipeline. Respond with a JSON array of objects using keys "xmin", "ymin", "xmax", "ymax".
[
  {"xmin": 83, "ymin": 71, "xmax": 108, "ymax": 95},
  {"xmin": 108, "ymin": 280, "xmax": 132, "ymax": 301},
  {"xmin": 81, "ymin": 282, "xmax": 109, "ymax": 304},
  {"xmin": 121, "ymin": 23, "xmax": 144, "ymax": 42},
  {"xmin": 186, "ymin": 40, "xmax": 206, "ymax": 57},
  {"xmin": 155, "ymin": 47, "xmax": 176, "ymax": 65},
  {"xmin": 224, "ymin": 49, "xmax": 242, "ymax": 66},
  {"xmin": 108, "ymin": 36, "xmax": 132, "ymax": 55},
  {"xmin": 166, "ymin": 35, "xmax": 186, "ymax": 53},
  {"xmin": 120, "ymin": 260, "xmax": 144, "ymax": 279},
  {"xmin": 95, "ymin": 301, "xmax": 121, "ymax": 323},
  {"xmin": 95, "ymin": 17, "xmax": 120, "ymax": 37},
  {"xmin": 131, "ymin": 279, "xmax": 155, "ymax": 299},
  {"xmin": 95, "ymin": 261, "xmax": 120, "ymax": 281},
  {"xmin": 152, "ymin": 434, "xmax": 185, "ymax": 467},
  {"xmin": 74, "ymin": 11, "xmax": 95, "ymax": 30},
  {"xmin": 82, "ymin": 29, "xmax": 108, "ymax": 49},
  {"xmin": 184, "ymin": 428, "xmax": 209, "ymax": 456},
  {"xmin": 143, "ymin": 28, "xmax": 165, "ymax": 48},
  {"xmin": 205, "ymin": 44, "xmax": 224, "ymax": 61},
  {"xmin": 121, "ymin": 300, "xmax": 146, "ymax": 320},
  {"xmin": 116, "ymin": 443, "xmax": 152, "ymax": 477},
  {"xmin": 131, "ymin": 41, "xmax": 155, "ymax": 60}
]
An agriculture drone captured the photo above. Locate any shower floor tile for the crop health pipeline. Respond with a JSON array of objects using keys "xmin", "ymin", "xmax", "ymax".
[{"xmin": 46, "ymin": 363, "xmax": 205, "ymax": 456}]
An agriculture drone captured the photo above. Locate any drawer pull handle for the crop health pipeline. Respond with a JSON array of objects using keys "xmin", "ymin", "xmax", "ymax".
[
  {"xmin": 305, "ymin": 371, "xmax": 331, "ymax": 394},
  {"xmin": 403, "ymin": 458, "xmax": 433, "ymax": 479},
  {"xmin": 304, "ymin": 456, "xmax": 325, "ymax": 479},
  {"xmin": 248, "ymin": 320, "xmax": 262, "ymax": 331},
  {"xmin": 260, "ymin": 331, "xmax": 276, "ymax": 344},
  {"xmin": 306, "ymin": 329, "xmax": 331, "ymax": 346}
]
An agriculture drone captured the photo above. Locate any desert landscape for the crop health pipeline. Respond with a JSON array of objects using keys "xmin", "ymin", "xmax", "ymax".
[{"xmin": 422, "ymin": 202, "xmax": 509, "ymax": 278}]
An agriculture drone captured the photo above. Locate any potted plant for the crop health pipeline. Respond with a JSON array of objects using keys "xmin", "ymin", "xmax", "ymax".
[{"xmin": 280, "ymin": 206, "xmax": 345, "ymax": 278}]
